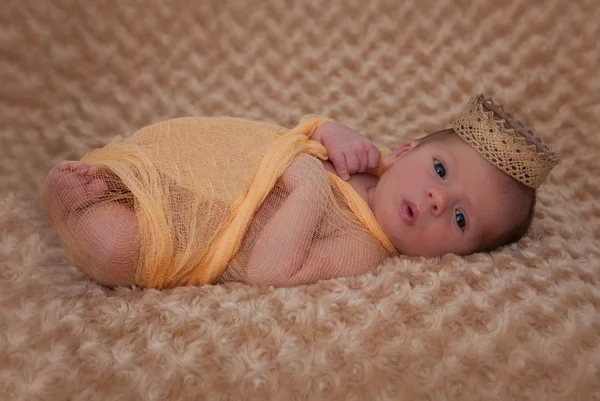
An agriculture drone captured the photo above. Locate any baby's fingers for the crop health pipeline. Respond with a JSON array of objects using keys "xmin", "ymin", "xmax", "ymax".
[
  {"xmin": 356, "ymin": 146, "xmax": 369, "ymax": 173},
  {"xmin": 367, "ymin": 145, "xmax": 381, "ymax": 170},
  {"xmin": 343, "ymin": 152, "xmax": 361, "ymax": 178},
  {"xmin": 328, "ymin": 151, "xmax": 350, "ymax": 180}
]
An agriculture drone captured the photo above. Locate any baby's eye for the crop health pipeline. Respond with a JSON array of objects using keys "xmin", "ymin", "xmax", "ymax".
[
  {"xmin": 434, "ymin": 160, "xmax": 446, "ymax": 178},
  {"xmin": 455, "ymin": 210, "xmax": 466, "ymax": 230}
]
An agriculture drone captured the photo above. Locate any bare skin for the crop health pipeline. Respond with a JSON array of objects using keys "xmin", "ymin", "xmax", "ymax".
[{"xmin": 42, "ymin": 161, "xmax": 138, "ymax": 287}]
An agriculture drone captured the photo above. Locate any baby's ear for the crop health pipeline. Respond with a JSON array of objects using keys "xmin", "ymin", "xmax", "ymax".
[{"xmin": 382, "ymin": 140, "xmax": 419, "ymax": 169}]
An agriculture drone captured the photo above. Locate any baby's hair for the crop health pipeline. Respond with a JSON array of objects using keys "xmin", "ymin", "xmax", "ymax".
[{"xmin": 416, "ymin": 128, "xmax": 536, "ymax": 252}]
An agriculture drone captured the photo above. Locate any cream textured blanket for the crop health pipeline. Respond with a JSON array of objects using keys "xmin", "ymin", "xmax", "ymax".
[{"xmin": 1, "ymin": 1, "xmax": 599, "ymax": 400}]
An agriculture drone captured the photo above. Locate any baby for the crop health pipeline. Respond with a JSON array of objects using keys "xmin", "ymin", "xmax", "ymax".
[{"xmin": 42, "ymin": 94, "xmax": 559, "ymax": 288}]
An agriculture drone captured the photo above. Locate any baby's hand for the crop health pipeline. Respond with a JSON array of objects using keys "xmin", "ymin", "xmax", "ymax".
[{"xmin": 312, "ymin": 122, "xmax": 380, "ymax": 180}]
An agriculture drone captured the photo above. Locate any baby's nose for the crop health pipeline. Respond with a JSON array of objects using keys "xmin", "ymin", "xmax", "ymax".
[{"xmin": 426, "ymin": 188, "xmax": 449, "ymax": 216}]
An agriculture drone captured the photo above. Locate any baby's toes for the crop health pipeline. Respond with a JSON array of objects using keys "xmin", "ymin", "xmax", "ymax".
[
  {"xmin": 81, "ymin": 165, "xmax": 99, "ymax": 183},
  {"xmin": 58, "ymin": 161, "xmax": 88, "ymax": 174},
  {"xmin": 75, "ymin": 163, "xmax": 93, "ymax": 176},
  {"xmin": 62, "ymin": 161, "xmax": 98, "ymax": 183},
  {"xmin": 87, "ymin": 177, "xmax": 108, "ymax": 195},
  {"xmin": 56, "ymin": 161, "xmax": 79, "ymax": 171}
]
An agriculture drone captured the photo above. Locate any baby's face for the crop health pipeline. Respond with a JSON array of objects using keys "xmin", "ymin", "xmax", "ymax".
[{"xmin": 370, "ymin": 136, "xmax": 523, "ymax": 257}]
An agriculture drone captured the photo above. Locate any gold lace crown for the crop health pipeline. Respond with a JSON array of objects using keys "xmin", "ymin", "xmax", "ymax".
[{"xmin": 452, "ymin": 94, "xmax": 559, "ymax": 189}]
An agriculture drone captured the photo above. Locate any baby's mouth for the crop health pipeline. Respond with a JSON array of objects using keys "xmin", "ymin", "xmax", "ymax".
[{"xmin": 400, "ymin": 200, "xmax": 419, "ymax": 226}]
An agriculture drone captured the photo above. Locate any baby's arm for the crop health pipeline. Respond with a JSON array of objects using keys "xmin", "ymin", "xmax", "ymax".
[
  {"xmin": 247, "ymin": 188, "xmax": 383, "ymax": 287},
  {"xmin": 246, "ymin": 156, "xmax": 385, "ymax": 287},
  {"xmin": 246, "ymin": 157, "xmax": 327, "ymax": 286}
]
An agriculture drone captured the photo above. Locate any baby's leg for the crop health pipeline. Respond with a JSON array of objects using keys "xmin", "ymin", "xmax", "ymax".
[{"xmin": 43, "ymin": 161, "xmax": 138, "ymax": 287}]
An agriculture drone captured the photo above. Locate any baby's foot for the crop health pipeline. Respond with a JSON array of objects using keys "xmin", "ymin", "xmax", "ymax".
[{"xmin": 42, "ymin": 161, "xmax": 109, "ymax": 222}]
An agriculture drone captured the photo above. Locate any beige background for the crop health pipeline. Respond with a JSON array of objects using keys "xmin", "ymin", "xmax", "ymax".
[{"xmin": 1, "ymin": 1, "xmax": 599, "ymax": 400}]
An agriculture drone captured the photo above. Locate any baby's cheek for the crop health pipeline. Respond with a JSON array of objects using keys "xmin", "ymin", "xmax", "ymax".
[
  {"xmin": 414, "ymin": 225, "xmax": 451, "ymax": 254},
  {"xmin": 379, "ymin": 210, "xmax": 399, "ymax": 235},
  {"xmin": 415, "ymin": 225, "xmax": 437, "ymax": 242}
]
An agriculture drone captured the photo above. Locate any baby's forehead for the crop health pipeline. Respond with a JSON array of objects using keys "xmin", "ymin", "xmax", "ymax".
[
  {"xmin": 474, "ymin": 161, "xmax": 525, "ymax": 208},
  {"xmin": 460, "ymin": 149, "xmax": 527, "ymax": 223},
  {"xmin": 483, "ymin": 171, "xmax": 532, "ymax": 227},
  {"xmin": 496, "ymin": 172, "xmax": 533, "ymax": 209}
]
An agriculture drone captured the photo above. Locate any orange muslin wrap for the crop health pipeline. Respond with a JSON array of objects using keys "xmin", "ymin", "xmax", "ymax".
[{"xmin": 74, "ymin": 116, "xmax": 396, "ymax": 289}]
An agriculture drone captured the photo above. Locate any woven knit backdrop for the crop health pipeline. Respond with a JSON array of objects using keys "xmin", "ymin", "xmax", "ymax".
[{"xmin": 1, "ymin": 1, "xmax": 599, "ymax": 400}]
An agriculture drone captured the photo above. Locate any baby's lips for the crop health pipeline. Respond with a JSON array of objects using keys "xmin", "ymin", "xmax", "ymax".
[
  {"xmin": 400, "ymin": 200, "xmax": 419, "ymax": 226},
  {"xmin": 406, "ymin": 200, "xmax": 420, "ymax": 225}
]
